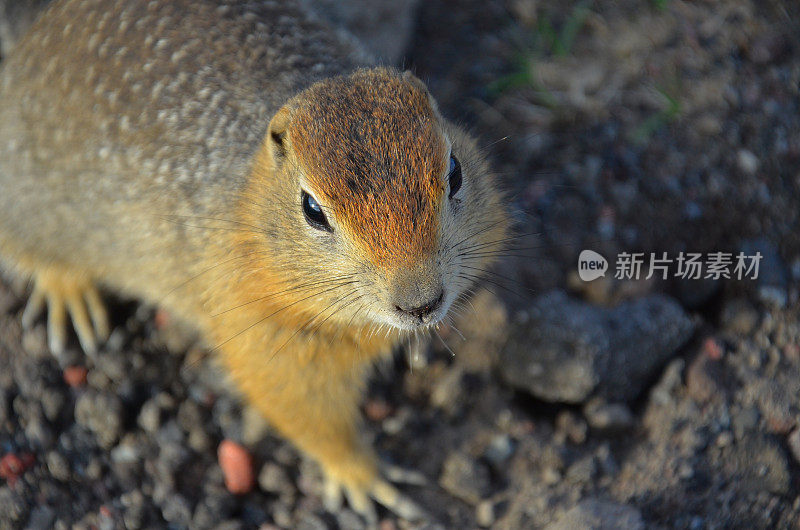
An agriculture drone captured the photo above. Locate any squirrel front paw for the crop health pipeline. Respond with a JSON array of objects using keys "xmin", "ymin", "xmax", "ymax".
[
  {"xmin": 21, "ymin": 266, "xmax": 109, "ymax": 359},
  {"xmin": 322, "ymin": 458, "xmax": 427, "ymax": 525}
]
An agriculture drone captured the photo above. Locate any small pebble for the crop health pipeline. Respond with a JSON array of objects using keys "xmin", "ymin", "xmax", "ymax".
[
  {"xmin": 583, "ymin": 399, "xmax": 634, "ymax": 432},
  {"xmin": 565, "ymin": 455, "xmax": 596, "ymax": 484},
  {"xmin": 787, "ymin": 428, "xmax": 800, "ymax": 465},
  {"xmin": 218, "ymin": 440, "xmax": 255, "ymax": 494},
  {"xmin": 154, "ymin": 308, "xmax": 171, "ymax": 329},
  {"xmin": 137, "ymin": 398, "xmax": 163, "ymax": 434},
  {"xmin": 110, "ymin": 439, "xmax": 140, "ymax": 465},
  {"xmin": 379, "ymin": 521, "xmax": 398, "ymax": 530},
  {"xmin": 365, "ymin": 398, "xmax": 393, "ymax": 422},
  {"xmin": 476, "ymin": 500, "xmax": 496, "ymax": 527},
  {"xmin": 258, "ymin": 462, "xmax": 290, "ymax": 494},
  {"xmin": 75, "ymin": 391, "xmax": 124, "ymax": 449},
  {"xmin": 26, "ymin": 505, "xmax": 56, "ymax": 530},
  {"xmin": 439, "ymin": 451, "xmax": 493, "ymax": 504},
  {"xmin": 161, "ymin": 494, "xmax": 192, "ymax": 526},
  {"xmin": 555, "ymin": 411, "xmax": 587, "ymax": 445},
  {"xmin": 46, "ymin": 451, "xmax": 70, "ymax": 481},
  {"xmin": 542, "ymin": 466, "xmax": 561, "ymax": 485},
  {"xmin": 737, "ymin": 149, "xmax": 759, "ymax": 174},
  {"xmin": 0, "ymin": 452, "xmax": 35, "ymax": 486},
  {"xmin": 63, "ymin": 366, "xmax": 88, "ymax": 387},
  {"xmin": 716, "ymin": 431, "xmax": 733, "ymax": 447},
  {"xmin": 336, "ymin": 510, "xmax": 366, "ymax": 530},
  {"xmin": 702, "ymin": 337, "xmax": 723, "ymax": 360},
  {"xmin": 484, "ymin": 434, "xmax": 515, "ymax": 467}
]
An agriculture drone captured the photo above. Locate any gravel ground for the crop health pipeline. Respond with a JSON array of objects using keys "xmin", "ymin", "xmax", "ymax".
[{"xmin": 1, "ymin": 0, "xmax": 800, "ymax": 528}]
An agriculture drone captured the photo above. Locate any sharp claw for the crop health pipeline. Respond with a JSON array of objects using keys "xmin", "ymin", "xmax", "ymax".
[
  {"xmin": 371, "ymin": 479, "xmax": 425, "ymax": 521},
  {"xmin": 21, "ymin": 290, "xmax": 45, "ymax": 329},
  {"xmin": 85, "ymin": 287, "xmax": 110, "ymax": 341},
  {"xmin": 46, "ymin": 294, "xmax": 67, "ymax": 356},
  {"xmin": 65, "ymin": 294, "xmax": 97, "ymax": 357},
  {"xmin": 323, "ymin": 463, "xmax": 428, "ymax": 524},
  {"xmin": 383, "ymin": 464, "xmax": 427, "ymax": 486},
  {"xmin": 323, "ymin": 477, "xmax": 344, "ymax": 512},
  {"xmin": 345, "ymin": 487, "xmax": 378, "ymax": 526},
  {"xmin": 25, "ymin": 270, "xmax": 109, "ymax": 358}
]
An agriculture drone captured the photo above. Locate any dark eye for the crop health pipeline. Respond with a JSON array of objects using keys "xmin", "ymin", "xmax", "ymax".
[
  {"xmin": 448, "ymin": 154, "xmax": 462, "ymax": 199},
  {"xmin": 301, "ymin": 190, "xmax": 332, "ymax": 232}
]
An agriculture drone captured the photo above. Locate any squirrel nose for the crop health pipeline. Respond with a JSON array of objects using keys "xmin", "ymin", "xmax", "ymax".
[{"xmin": 395, "ymin": 290, "xmax": 444, "ymax": 321}]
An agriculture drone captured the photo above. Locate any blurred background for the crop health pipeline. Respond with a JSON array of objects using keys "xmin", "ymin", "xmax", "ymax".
[{"xmin": 0, "ymin": 0, "xmax": 799, "ymax": 528}]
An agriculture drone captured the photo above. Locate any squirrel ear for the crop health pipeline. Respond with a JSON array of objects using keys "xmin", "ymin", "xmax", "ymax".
[
  {"xmin": 402, "ymin": 69, "xmax": 426, "ymax": 90},
  {"xmin": 402, "ymin": 70, "xmax": 441, "ymax": 115},
  {"xmin": 267, "ymin": 105, "xmax": 292, "ymax": 163}
]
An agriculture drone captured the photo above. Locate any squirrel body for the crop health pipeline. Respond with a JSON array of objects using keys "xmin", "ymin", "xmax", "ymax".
[{"xmin": 0, "ymin": 0, "xmax": 508, "ymax": 518}]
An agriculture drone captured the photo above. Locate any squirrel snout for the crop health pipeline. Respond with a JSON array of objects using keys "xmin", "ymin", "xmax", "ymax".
[
  {"xmin": 394, "ymin": 289, "xmax": 444, "ymax": 324},
  {"xmin": 388, "ymin": 262, "xmax": 446, "ymax": 326}
]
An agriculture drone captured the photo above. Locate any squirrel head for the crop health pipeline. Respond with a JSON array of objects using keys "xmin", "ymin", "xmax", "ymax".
[{"xmin": 242, "ymin": 67, "xmax": 509, "ymax": 332}]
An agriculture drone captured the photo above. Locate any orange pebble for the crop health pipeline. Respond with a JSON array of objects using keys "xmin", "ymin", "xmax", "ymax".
[
  {"xmin": 702, "ymin": 337, "xmax": 723, "ymax": 361},
  {"xmin": 0, "ymin": 452, "xmax": 35, "ymax": 487},
  {"xmin": 63, "ymin": 366, "xmax": 88, "ymax": 387},
  {"xmin": 154, "ymin": 308, "xmax": 171, "ymax": 329},
  {"xmin": 218, "ymin": 439, "xmax": 254, "ymax": 494},
  {"xmin": 365, "ymin": 399, "xmax": 393, "ymax": 422}
]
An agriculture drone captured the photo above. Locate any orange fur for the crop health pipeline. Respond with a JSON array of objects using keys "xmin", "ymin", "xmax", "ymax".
[{"xmin": 291, "ymin": 69, "xmax": 448, "ymax": 269}]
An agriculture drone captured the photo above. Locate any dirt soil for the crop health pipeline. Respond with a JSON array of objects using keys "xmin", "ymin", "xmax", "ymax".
[{"xmin": 1, "ymin": 0, "xmax": 800, "ymax": 529}]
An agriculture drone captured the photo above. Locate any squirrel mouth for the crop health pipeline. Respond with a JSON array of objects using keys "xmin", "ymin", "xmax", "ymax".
[{"xmin": 391, "ymin": 290, "xmax": 447, "ymax": 329}]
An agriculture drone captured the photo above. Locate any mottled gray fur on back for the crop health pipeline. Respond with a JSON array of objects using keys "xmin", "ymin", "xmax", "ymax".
[{"xmin": 0, "ymin": 0, "xmax": 368, "ymax": 295}]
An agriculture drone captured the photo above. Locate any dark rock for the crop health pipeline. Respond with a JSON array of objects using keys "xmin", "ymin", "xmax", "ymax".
[
  {"xmin": 177, "ymin": 400, "xmax": 204, "ymax": 433},
  {"xmin": 555, "ymin": 411, "xmax": 588, "ymax": 445},
  {"xmin": 258, "ymin": 462, "xmax": 292, "ymax": 495},
  {"xmin": 731, "ymin": 406, "xmax": 760, "ymax": 441},
  {"xmin": 46, "ymin": 451, "xmax": 70, "ymax": 481},
  {"xmin": 0, "ymin": 389, "xmax": 7, "ymax": 423},
  {"xmin": 74, "ymin": 391, "xmax": 124, "ymax": 449},
  {"xmin": 674, "ymin": 277, "xmax": 722, "ymax": 309},
  {"xmin": 212, "ymin": 520, "xmax": 244, "ymax": 530},
  {"xmin": 110, "ymin": 437, "xmax": 141, "ymax": 465},
  {"xmin": 484, "ymin": 434, "xmax": 515, "ymax": 468},
  {"xmin": 565, "ymin": 455, "xmax": 597, "ymax": 485},
  {"xmin": 544, "ymin": 499, "xmax": 645, "ymax": 530},
  {"xmin": 720, "ymin": 298, "xmax": 759, "ymax": 335},
  {"xmin": 0, "ymin": 485, "xmax": 28, "ymax": 524},
  {"xmin": 439, "ymin": 451, "xmax": 493, "ymax": 505},
  {"xmin": 685, "ymin": 353, "xmax": 731, "ymax": 403},
  {"xmin": 161, "ymin": 494, "xmax": 192, "ymax": 526},
  {"xmin": 741, "ymin": 239, "xmax": 788, "ymax": 308},
  {"xmin": 713, "ymin": 434, "xmax": 791, "ymax": 495},
  {"xmin": 787, "ymin": 428, "xmax": 800, "ymax": 465},
  {"xmin": 500, "ymin": 291, "xmax": 694, "ymax": 403},
  {"xmin": 336, "ymin": 509, "xmax": 366, "ymax": 530},
  {"xmin": 24, "ymin": 414, "xmax": 54, "ymax": 449},
  {"xmin": 138, "ymin": 393, "xmax": 175, "ymax": 434},
  {"xmin": 26, "ymin": 505, "xmax": 56, "ymax": 530},
  {"xmin": 295, "ymin": 512, "xmax": 328, "ymax": 530},
  {"xmin": 40, "ymin": 388, "xmax": 64, "ymax": 422},
  {"xmin": 751, "ymin": 379, "xmax": 796, "ymax": 435},
  {"xmin": 476, "ymin": 499, "xmax": 496, "ymax": 527},
  {"xmin": 583, "ymin": 399, "xmax": 634, "ymax": 432},
  {"xmin": 194, "ymin": 482, "xmax": 236, "ymax": 526}
]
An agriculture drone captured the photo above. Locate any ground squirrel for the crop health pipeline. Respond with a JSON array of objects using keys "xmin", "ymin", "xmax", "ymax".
[{"xmin": 0, "ymin": 0, "xmax": 509, "ymax": 521}]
